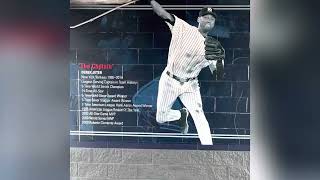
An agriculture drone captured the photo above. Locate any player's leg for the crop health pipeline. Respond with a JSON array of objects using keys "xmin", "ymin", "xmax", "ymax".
[
  {"xmin": 156, "ymin": 73, "xmax": 181, "ymax": 123},
  {"xmin": 179, "ymin": 83, "xmax": 213, "ymax": 145}
]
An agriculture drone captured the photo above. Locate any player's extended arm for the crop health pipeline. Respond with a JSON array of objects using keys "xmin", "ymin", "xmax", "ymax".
[{"xmin": 149, "ymin": 0, "xmax": 174, "ymax": 22}]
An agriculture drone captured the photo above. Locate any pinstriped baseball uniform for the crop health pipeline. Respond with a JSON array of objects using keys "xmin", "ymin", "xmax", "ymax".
[{"xmin": 156, "ymin": 15, "xmax": 220, "ymax": 145}]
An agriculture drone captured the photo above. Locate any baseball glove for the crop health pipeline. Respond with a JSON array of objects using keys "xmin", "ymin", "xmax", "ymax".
[
  {"xmin": 205, "ymin": 35, "xmax": 225, "ymax": 80},
  {"xmin": 204, "ymin": 36, "xmax": 225, "ymax": 61}
]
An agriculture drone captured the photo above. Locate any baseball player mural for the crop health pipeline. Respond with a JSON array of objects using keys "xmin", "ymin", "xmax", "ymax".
[{"xmin": 148, "ymin": 0, "xmax": 225, "ymax": 145}]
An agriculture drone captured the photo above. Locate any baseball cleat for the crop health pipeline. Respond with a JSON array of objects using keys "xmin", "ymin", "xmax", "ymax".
[{"xmin": 179, "ymin": 108, "xmax": 189, "ymax": 134}]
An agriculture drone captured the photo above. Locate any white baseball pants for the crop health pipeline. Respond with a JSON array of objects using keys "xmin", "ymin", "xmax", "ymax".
[{"xmin": 156, "ymin": 70, "xmax": 213, "ymax": 145}]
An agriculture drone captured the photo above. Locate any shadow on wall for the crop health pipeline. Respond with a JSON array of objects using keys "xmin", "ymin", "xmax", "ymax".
[{"xmin": 98, "ymin": 11, "xmax": 137, "ymax": 74}]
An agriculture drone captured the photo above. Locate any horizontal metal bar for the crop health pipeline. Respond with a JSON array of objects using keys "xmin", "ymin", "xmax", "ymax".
[
  {"xmin": 71, "ymin": 5, "xmax": 250, "ymax": 7},
  {"xmin": 70, "ymin": 131, "xmax": 250, "ymax": 139},
  {"xmin": 70, "ymin": 4, "xmax": 250, "ymax": 10},
  {"xmin": 70, "ymin": 133, "xmax": 250, "ymax": 139},
  {"xmin": 71, "ymin": 7, "xmax": 250, "ymax": 10},
  {"xmin": 70, "ymin": 130, "xmax": 250, "ymax": 136}
]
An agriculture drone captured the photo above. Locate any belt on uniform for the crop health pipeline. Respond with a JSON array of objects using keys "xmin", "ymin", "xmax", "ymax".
[{"xmin": 166, "ymin": 71, "xmax": 197, "ymax": 83}]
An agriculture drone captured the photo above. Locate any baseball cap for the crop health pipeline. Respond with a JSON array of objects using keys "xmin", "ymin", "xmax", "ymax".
[{"xmin": 199, "ymin": 7, "xmax": 217, "ymax": 18}]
